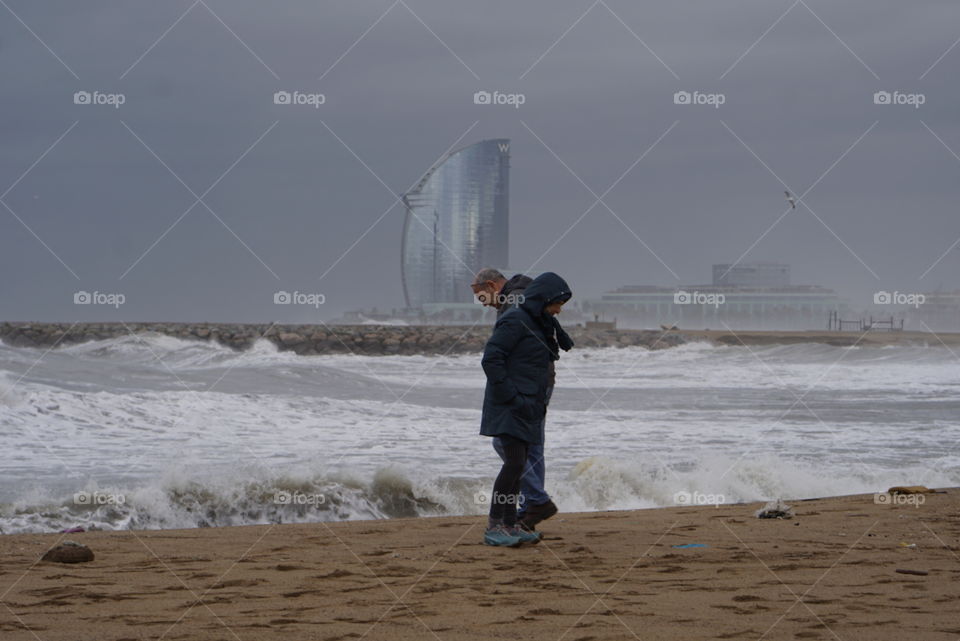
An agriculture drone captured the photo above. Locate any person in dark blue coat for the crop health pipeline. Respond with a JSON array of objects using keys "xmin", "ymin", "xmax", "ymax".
[
  {"xmin": 471, "ymin": 267, "xmax": 560, "ymax": 529},
  {"xmin": 479, "ymin": 272, "xmax": 574, "ymax": 546}
]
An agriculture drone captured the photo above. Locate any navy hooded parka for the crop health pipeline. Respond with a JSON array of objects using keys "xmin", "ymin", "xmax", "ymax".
[{"xmin": 479, "ymin": 272, "xmax": 574, "ymax": 445}]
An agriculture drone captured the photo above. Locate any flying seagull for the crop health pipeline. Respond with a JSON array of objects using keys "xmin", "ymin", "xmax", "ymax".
[{"xmin": 784, "ymin": 190, "xmax": 796, "ymax": 209}]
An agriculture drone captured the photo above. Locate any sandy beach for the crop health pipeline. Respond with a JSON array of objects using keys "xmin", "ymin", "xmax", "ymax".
[{"xmin": 1, "ymin": 490, "xmax": 957, "ymax": 641}]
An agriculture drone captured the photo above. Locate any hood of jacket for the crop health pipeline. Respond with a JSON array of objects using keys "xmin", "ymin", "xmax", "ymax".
[
  {"xmin": 518, "ymin": 272, "xmax": 575, "ymax": 356},
  {"xmin": 497, "ymin": 274, "xmax": 532, "ymax": 310},
  {"xmin": 519, "ymin": 272, "xmax": 572, "ymax": 319}
]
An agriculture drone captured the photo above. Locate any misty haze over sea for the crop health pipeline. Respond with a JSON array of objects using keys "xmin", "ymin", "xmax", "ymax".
[{"xmin": 2, "ymin": 1, "xmax": 959, "ymax": 324}]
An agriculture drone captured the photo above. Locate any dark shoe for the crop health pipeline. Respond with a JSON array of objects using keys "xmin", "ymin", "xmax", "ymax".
[
  {"xmin": 516, "ymin": 520, "xmax": 537, "ymax": 534},
  {"xmin": 521, "ymin": 500, "xmax": 558, "ymax": 528},
  {"xmin": 506, "ymin": 525, "xmax": 542, "ymax": 545}
]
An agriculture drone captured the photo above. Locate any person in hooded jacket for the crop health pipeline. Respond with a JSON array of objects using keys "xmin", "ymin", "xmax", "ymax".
[
  {"xmin": 478, "ymin": 272, "xmax": 574, "ymax": 546},
  {"xmin": 471, "ymin": 268, "xmax": 560, "ymax": 530}
]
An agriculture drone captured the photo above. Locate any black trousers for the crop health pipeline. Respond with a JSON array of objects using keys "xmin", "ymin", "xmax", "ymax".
[{"xmin": 489, "ymin": 434, "xmax": 529, "ymax": 526}]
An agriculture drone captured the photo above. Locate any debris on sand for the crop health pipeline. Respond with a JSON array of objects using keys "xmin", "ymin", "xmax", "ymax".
[
  {"xmin": 887, "ymin": 486, "xmax": 940, "ymax": 495},
  {"xmin": 756, "ymin": 499, "xmax": 794, "ymax": 519}
]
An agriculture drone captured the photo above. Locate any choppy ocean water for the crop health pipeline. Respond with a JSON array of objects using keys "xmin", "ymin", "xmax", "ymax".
[{"xmin": 1, "ymin": 334, "xmax": 958, "ymax": 534}]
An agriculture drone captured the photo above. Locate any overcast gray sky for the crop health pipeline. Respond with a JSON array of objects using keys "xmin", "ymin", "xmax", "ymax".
[{"xmin": 1, "ymin": 0, "xmax": 958, "ymax": 322}]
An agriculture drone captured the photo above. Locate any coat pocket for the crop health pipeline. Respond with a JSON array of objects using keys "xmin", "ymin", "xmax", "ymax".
[{"xmin": 510, "ymin": 393, "xmax": 539, "ymax": 422}]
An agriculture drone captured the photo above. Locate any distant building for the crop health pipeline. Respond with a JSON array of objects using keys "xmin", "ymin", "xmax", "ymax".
[
  {"xmin": 712, "ymin": 262, "xmax": 789, "ymax": 288},
  {"xmin": 584, "ymin": 263, "xmax": 842, "ymax": 330},
  {"xmin": 400, "ymin": 139, "xmax": 510, "ymax": 309},
  {"xmin": 909, "ymin": 290, "xmax": 960, "ymax": 332}
]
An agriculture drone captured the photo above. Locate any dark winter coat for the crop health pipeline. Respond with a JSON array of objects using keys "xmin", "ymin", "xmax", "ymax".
[
  {"xmin": 496, "ymin": 274, "xmax": 533, "ymax": 319},
  {"xmin": 479, "ymin": 272, "xmax": 574, "ymax": 444}
]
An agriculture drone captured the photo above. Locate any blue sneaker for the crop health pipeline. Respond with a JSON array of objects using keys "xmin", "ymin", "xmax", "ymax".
[
  {"xmin": 507, "ymin": 524, "xmax": 542, "ymax": 545},
  {"xmin": 484, "ymin": 525, "xmax": 523, "ymax": 547}
]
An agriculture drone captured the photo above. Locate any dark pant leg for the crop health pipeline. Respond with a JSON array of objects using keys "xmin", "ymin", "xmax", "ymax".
[
  {"xmin": 518, "ymin": 444, "xmax": 548, "ymax": 518},
  {"xmin": 517, "ymin": 384, "xmax": 554, "ymax": 517},
  {"xmin": 489, "ymin": 434, "xmax": 528, "ymax": 527}
]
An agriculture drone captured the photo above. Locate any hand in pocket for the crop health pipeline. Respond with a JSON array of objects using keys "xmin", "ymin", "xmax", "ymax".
[{"xmin": 511, "ymin": 394, "xmax": 537, "ymax": 420}]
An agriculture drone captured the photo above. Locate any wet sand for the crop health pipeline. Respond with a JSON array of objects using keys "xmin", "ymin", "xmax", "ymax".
[{"xmin": 1, "ymin": 490, "xmax": 958, "ymax": 640}]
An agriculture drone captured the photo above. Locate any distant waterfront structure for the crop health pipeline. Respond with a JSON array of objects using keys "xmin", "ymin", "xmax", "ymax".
[
  {"xmin": 584, "ymin": 263, "xmax": 843, "ymax": 330},
  {"xmin": 712, "ymin": 262, "xmax": 789, "ymax": 288},
  {"xmin": 400, "ymin": 139, "xmax": 510, "ymax": 309},
  {"xmin": 908, "ymin": 290, "xmax": 960, "ymax": 331}
]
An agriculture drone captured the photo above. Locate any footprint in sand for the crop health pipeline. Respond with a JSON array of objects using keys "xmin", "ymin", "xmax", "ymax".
[
  {"xmin": 315, "ymin": 568, "xmax": 355, "ymax": 579},
  {"xmin": 528, "ymin": 607, "xmax": 562, "ymax": 615},
  {"xmin": 211, "ymin": 578, "xmax": 265, "ymax": 588},
  {"xmin": 656, "ymin": 565, "xmax": 686, "ymax": 573},
  {"xmin": 282, "ymin": 589, "xmax": 323, "ymax": 598}
]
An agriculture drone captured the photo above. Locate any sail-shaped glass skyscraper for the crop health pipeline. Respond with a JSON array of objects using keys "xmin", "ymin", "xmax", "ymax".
[{"xmin": 401, "ymin": 139, "xmax": 510, "ymax": 308}]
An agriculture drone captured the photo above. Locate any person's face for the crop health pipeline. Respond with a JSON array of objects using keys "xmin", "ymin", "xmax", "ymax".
[
  {"xmin": 471, "ymin": 280, "xmax": 500, "ymax": 306},
  {"xmin": 545, "ymin": 300, "xmax": 566, "ymax": 316}
]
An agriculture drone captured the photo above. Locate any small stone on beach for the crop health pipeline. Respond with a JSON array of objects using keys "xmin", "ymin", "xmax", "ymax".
[{"xmin": 41, "ymin": 540, "xmax": 94, "ymax": 563}]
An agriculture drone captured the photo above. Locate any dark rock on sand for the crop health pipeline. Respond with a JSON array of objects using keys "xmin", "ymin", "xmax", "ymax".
[{"xmin": 41, "ymin": 540, "xmax": 94, "ymax": 563}]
